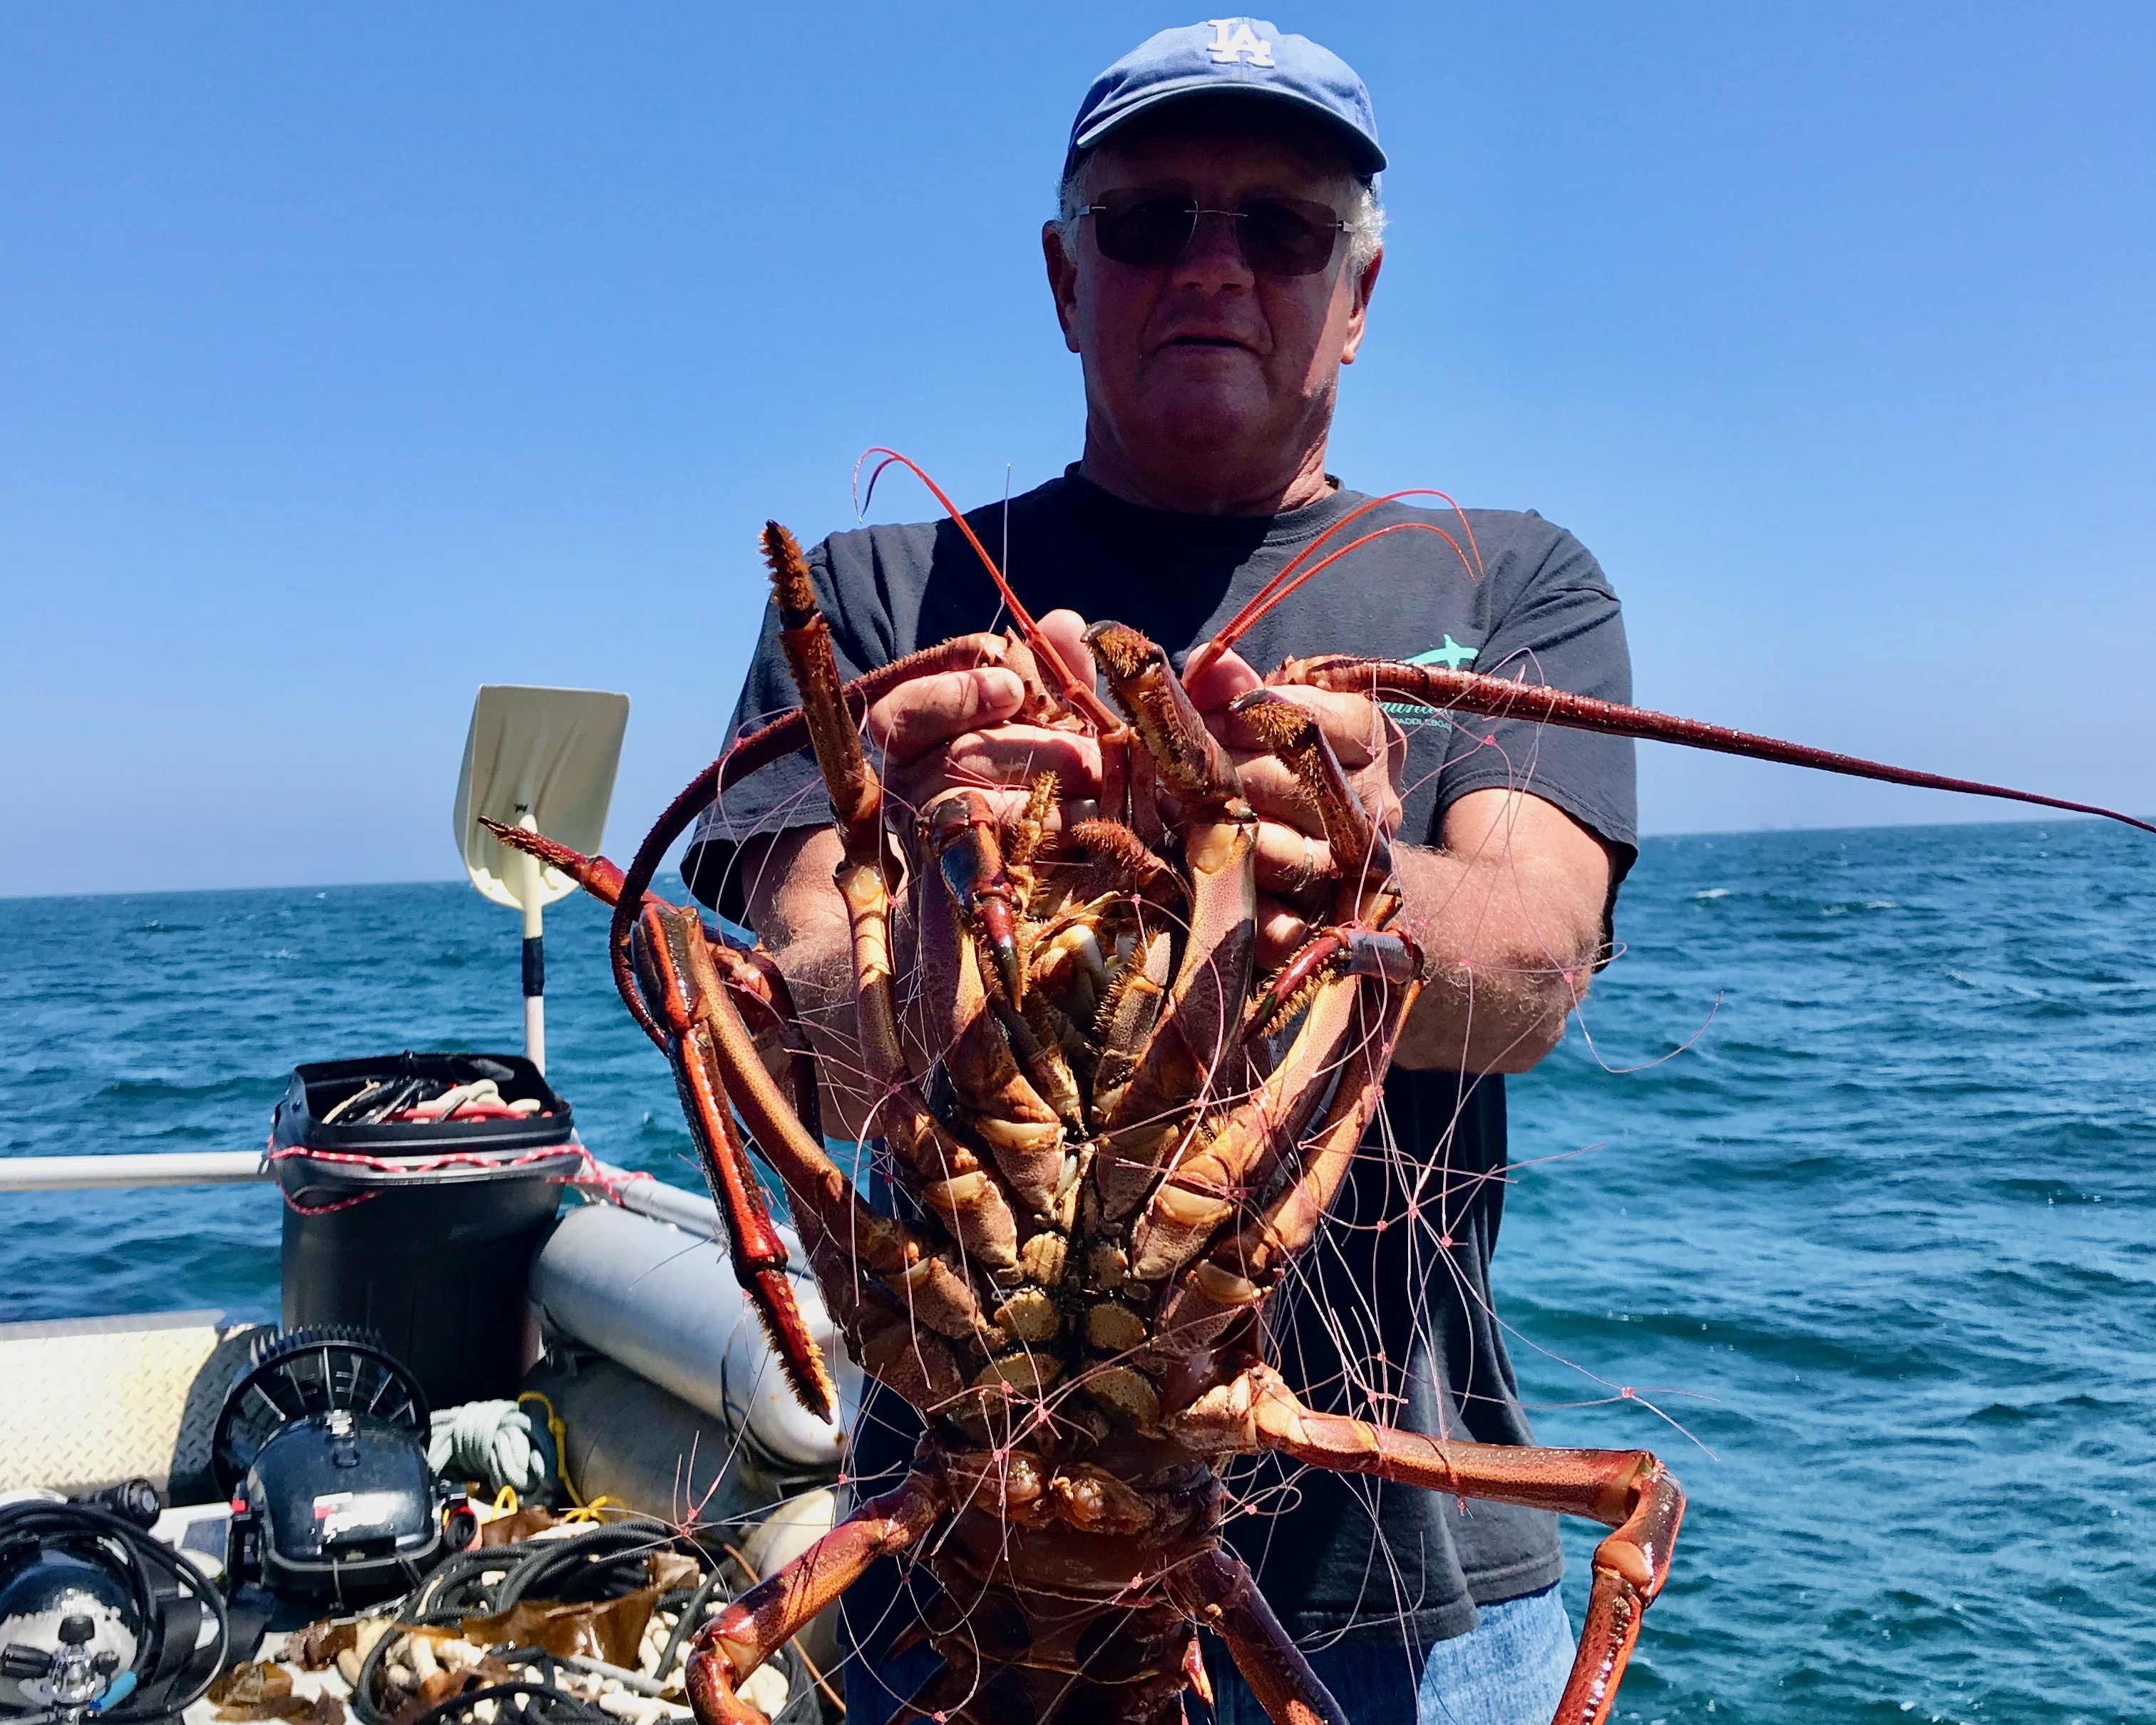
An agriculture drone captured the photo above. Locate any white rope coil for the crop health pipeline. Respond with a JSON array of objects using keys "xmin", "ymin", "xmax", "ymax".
[{"xmin": 427, "ymin": 1400, "xmax": 554, "ymax": 1496}]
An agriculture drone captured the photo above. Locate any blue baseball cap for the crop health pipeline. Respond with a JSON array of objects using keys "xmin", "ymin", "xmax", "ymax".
[{"xmin": 1067, "ymin": 18, "xmax": 1385, "ymax": 178}]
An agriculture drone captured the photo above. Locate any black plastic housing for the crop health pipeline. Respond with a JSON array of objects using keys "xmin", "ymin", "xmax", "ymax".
[{"xmin": 236, "ymin": 1414, "xmax": 443, "ymax": 1604}]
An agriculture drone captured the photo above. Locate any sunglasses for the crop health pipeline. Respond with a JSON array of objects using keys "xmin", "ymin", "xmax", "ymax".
[{"xmin": 1079, "ymin": 190, "xmax": 1354, "ymax": 277}]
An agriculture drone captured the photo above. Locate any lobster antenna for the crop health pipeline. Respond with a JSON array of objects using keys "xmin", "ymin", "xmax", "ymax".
[
  {"xmin": 853, "ymin": 446, "xmax": 1119, "ymax": 730},
  {"xmin": 1305, "ymin": 657, "xmax": 2156, "ymax": 839},
  {"xmin": 1191, "ymin": 488, "xmax": 1482, "ymax": 680},
  {"xmin": 1193, "ymin": 522, "xmax": 1477, "ymax": 685}
]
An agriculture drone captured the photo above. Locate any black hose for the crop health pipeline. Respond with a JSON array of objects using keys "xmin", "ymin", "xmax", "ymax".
[
  {"xmin": 354, "ymin": 1519, "xmax": 727, "ymax": 1725},
  {"xmin": 354, "ymin": 1599, "xmax": 817, "ymax": 1725},
  {"xmin": 654, "ymin": 1566, "xmax": 729, "ymax": 1688},
  {"xmin": 347, "ymin": 1615, "xmax": 407, "ymax": 1725},
  {"xmin": 498, "ymin": 1523, "xmax": 670, "ymax": 1610},
  {"xmin": 756, "ymin": 1643, "xmax": 818, "ymax": 1724},
  {"xmin": 407, "ymin": 1520, "xmax": 686, "ymax": 1624},
  {"xmin": 407, "ymin": 1680, "xmax": 609, "ymax": 1725},
  {"xmin": 406, "ymin": 1545, "xmax": 523, "ymax": 1624}
]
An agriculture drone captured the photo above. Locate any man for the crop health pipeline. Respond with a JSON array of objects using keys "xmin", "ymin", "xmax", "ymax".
[{"xmin": 684, "ymin": 19, "xmax": 1635, "ymax": 1724}]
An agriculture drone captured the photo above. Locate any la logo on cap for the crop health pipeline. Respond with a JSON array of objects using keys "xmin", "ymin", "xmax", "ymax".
[{"xmin": 1206, "ymin": 19, "xmax": 1275, "ymax": 66}]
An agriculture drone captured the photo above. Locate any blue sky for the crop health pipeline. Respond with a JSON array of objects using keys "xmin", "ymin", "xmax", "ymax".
[{"xmin": 3, "ymin": 4, "xmax": 2150, "ymax": 897}]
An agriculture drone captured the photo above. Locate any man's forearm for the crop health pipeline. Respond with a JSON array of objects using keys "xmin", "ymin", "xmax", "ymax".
[
  {"xmin": 741, "ymin": 827, "xmax": 880, "ymax": 1143},
  {"xmin": 1383, "ymin": 794, "xmax": 1611, "ymax": 1075},
  {"xmin": 766, "ymin": 924, "xmax": 878, "ymax": 1144}
]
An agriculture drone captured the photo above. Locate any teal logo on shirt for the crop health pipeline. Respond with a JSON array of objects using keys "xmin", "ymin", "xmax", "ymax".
[
  {"xmin": 1410, "ymin": 635, "xmax": 1477, "ymax": 672},
  {"xmin": 1381, "ymin": 636, "xmax": 1477, "ymax": 728}
]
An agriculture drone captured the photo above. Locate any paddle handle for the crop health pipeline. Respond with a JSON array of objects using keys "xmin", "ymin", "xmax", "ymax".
[{"xmin": 520, "ymin": 841, "xmax": 546, "ymax": 1074}]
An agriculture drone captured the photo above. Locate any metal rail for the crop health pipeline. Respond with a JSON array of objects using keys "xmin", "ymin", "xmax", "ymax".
[
  {"xmin": 592, "ymin": 1171, "xmax": 727, "ymax": 1237},
  {"xmin": 0, "ymin": 1147, "xmax": 725, "ymax": 1233},
  {"xmin": 0, "ymin": 1150, "xmax": 270, "ymax": 1191}
]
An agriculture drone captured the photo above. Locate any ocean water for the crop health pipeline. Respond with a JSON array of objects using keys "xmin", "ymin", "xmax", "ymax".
[{"xmin": 2, "ymin": 820, "xmax": 2152, "ymax": 1723}]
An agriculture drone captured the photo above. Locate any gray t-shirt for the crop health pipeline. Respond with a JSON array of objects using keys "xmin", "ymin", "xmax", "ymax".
[{"xmin": 686, "ymin": 469, "xmax": 1636, "ymax": 1648}]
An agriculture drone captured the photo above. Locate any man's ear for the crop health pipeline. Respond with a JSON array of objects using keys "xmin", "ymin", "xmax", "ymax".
[
  {"xmin": 1339, "ymin": 247, "xmax": 1382, "ymax": 366},
  {"xmin": 1042, "ymin": 222, "xmax": 1083, "ymax": 354}
]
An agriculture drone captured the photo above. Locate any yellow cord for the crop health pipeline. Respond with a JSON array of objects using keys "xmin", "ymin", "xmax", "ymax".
[
  {"xmin": 560, "ymin": 1495, "xmax": 623, "ymax": 1524},
  {"xmin": 517, "ymin": 1389, "xmax": 585, "ymax": 1508},
  {"xmin": 515, "ymin": 1390, "xmax": 625, "ymax": 1520},
  {"xmin": 490, "ymin": 1484, "xmax": 520, "ymax": 1515}
]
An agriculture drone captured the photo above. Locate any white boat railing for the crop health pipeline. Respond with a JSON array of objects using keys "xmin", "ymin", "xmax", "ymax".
[
  {"xmin": 0, "ymin": 1147, "xmax": 729, "ymax": 1238},
  {"xmin": 0, "ymin": 1150, "xmax": 270, "ymax": 1190}
]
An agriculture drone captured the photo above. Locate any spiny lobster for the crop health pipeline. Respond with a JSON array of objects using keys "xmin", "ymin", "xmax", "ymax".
[{"xmin": 489, "ymin": 459, "xmax": 2154, "ymax": 1725}]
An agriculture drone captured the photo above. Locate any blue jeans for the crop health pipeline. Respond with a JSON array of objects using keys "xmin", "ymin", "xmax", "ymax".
[
  {"xmin": 1208, "ymin": 1587, "xmax": 1576, "ymax": 1725},
  {"xmin": 846, "ymin": 1585, "xmax": 1574, "ymax": 1725}
]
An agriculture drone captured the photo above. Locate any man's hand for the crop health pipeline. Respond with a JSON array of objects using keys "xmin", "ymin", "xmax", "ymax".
[
  {"xmin": 1179, "ymin": 643, "xmax": 1611, "ymax": 1073},
  {"xmin": 867, "ymin": 618, "xmax": 1406, "ymax": 973},
  {"xmin": 1181, "ymin": 641, "xmax": 1405, "ymax": 971},
  {"xmin": 865, "ymin": 609, "xmax": 1102, "ymax": 834}
]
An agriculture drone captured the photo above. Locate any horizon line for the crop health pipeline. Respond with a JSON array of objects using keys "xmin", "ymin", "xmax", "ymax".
[{"xmin": 2, "ymin": 807, "xmax": 2144, "ymax": 906}]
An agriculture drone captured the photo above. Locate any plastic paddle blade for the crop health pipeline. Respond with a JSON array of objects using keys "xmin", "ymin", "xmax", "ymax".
[{"xmin": 453, "ymin": 685, "xmax": 632, "ymax": 910}]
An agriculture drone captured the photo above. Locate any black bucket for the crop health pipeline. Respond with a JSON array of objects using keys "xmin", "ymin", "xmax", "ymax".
[{"xmin": 271, "ymin": 1053, "xmax": 580, "ymax": 1410}]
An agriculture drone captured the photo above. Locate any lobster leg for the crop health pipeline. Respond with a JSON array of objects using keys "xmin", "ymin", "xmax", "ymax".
[
  {"xmin": 1002, "ymin": 768, "xmax": 1059, "ymax": 910},
  {"xmin": 1086, "ymin": 623, "xmax": 1262, "ymax": 1214},
  {"xmin": 1085, "ymin": 920, "xmax": 1177, "ymax": 1135},
  {"xmin": 763, "ymin": 523, "xmax": 1025, "ymax": 1283},
  {"xmin": 925, "ymin": 789, "xmax": 1027, "ymax": 1008},
  {"xmin": 668, "ymin": 908, "xmax": 994, "ymax": 1348},
  {"xmin": 1227, "ymin": 690, "xmax": 1393, "ymax": 913},
  {"xmin": 686, "ymin": 1470, "xmax": 947, "ymax": 1725},
  {"xmin": 481, "ymin": 820, "xmax": 823, "ymax": 1139},
  {"xmin": 1154, "ymin": 979, "xmax": 1420, "ymax": 1368},
  {"xmin": 797, "ymin": 1211, "xmax": 965, "ymax": 1413},
  {"xmin": 630, "ymin": 901, "xmax": 834, "ymax": 1417},
  {"xmin": 1069, "ymin": 818, "xmax": 1189, "ymax": 911},
  {"xmin": 1123, "ymin": 962, "xmax": 1363, "ymax": 1286},
  {"xmin": 1093, "ymin": 975, "xmax": 1410, "ymax": 1432},
  {"xmin": 937, "ymin": 925, "xmax": 1071, "ymax": 1217},
  {"xmin": 933, "ymin": 793, "xmax": 1087, "ymax": 1134},
  {"xmin": 1166, "ymin": 1549, "xmax": 1349, "ymax": 1725},
  {"xmin": 922, "ymin": 792, "xmax": 1073, "ymax": 1212},
  {"xmin": 481, "ymin": 821, "xmax": 986, "ymax": 1383},
  {"xmin": 1242, "ymin": 1367, "xmax": 1684, "ymax": 1725},
  {"xmin": 1224, "ymin": 977, "xmax": 1417, "ymax": 1278},
  {"xmin": 1244, "ymin": 924, "xmax": 1417, "ymax": 1041}
]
